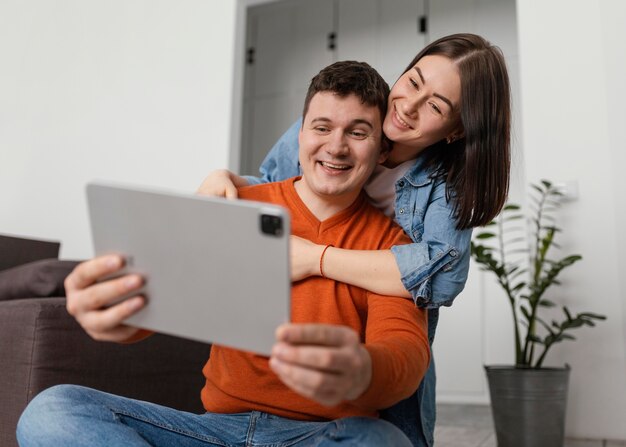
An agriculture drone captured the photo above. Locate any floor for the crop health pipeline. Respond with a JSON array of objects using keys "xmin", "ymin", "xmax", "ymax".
[{"xmin": 435, "ymin": 404, "xmax": 626, "ymax": 447}]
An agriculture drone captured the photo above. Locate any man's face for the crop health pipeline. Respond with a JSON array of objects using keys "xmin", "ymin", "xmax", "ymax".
[{"xmin": 298, "ymin": 92, "xmax": 384, "ymax": 203}]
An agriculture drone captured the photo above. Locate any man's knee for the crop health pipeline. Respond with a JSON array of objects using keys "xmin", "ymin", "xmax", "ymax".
[
  {"xmin": 17, "ymin": 384, "xmax": 92, "ymax": 445},
  {"xmin": 336, "ymin": 417, "xmax": 413, "ymax": 447}
]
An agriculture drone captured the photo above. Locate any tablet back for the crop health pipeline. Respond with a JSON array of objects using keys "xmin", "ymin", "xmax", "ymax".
[{"xmin": 87, "ymin": 181, "xmax": 290, "ymax": 356}]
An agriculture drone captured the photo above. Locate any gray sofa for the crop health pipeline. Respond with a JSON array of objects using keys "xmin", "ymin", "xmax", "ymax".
[{"xmin": 0, "ymin": 241, "xmax": 212, "ymax": 447}]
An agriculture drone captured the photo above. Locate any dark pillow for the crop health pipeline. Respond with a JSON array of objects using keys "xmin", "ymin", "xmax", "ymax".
[{"xmin": 0, "ymin": 259, "xmax": 80, "ymax": 301}]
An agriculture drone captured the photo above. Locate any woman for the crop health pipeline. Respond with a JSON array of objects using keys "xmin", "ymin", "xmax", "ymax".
[{"xmin": 198, "ymin": 33, "xmax": 510, "ymax": 447}]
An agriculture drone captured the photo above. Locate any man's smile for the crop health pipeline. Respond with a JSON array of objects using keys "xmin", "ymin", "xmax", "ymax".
[{"xmin": 318, "ymin": 161, "xmax": 353, "ymax": 172}]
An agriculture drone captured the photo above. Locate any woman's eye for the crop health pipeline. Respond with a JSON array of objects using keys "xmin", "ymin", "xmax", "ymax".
[
  {"xmin": 429, "ymin": 103, "xmax": 442, "ymax": 115},
  {"xmin": 409, "ymin": 78, "xmax": 419, "ymax": 89}
]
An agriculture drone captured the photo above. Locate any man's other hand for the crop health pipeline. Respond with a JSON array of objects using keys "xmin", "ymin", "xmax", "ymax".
[
  {"xmin": 269, "ymin": 323, "xmax": 372, "ymax": 407},
  {"xmin": 65, "ymin": 255, "xmax": 146, "ymax": 342}
]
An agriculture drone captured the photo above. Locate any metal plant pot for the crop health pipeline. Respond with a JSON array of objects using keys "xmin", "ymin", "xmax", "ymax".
[{"xmin": 484, "ymin": 365, "xmax": 570, "ymax": 447}]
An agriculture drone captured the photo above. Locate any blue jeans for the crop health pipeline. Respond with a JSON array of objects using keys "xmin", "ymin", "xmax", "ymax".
[{"xmin": 17, "ymin": 385, "xmax": 412, "ymax": 447}]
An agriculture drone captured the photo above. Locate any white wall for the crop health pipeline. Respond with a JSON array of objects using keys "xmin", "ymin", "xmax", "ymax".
[
  {"xmin": 517, "ymin": 0, "xmax": 626, "ymax": 440},
  {"xmin": 0, "ymin": 0, "xmax": 238, "ymax": 259}
]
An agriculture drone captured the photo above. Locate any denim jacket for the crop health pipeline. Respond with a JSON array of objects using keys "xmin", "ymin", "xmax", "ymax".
[{"xmin": 245, "ymin": 118, "xmax": 472, "ymax": 447}]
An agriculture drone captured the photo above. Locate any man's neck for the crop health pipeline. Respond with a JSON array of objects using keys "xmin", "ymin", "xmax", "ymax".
[{"xmin": 293, "ymin": 178, "xmax": 361, "ymax": 221}]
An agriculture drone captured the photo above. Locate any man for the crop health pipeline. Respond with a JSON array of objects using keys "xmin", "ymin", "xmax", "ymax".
[{"xmin": 17, "ymin": 61, "xmax": 430, "ymax": 447}]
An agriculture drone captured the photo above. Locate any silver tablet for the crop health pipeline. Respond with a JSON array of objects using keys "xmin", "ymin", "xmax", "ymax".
[{"xmin": 86, "ymin": 181, "xmax": 291, "ymax": 356}]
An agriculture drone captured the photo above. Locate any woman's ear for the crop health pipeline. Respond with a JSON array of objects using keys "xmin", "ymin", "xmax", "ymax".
[{"xmin": 446, "ymin": 131, "xmax": 465, "ymax": 144}]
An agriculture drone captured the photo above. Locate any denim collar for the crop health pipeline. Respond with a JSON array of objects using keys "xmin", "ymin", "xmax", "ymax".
[{"xmin": 403, "ymin": 155, "xmax": 437, "ymax": 188}]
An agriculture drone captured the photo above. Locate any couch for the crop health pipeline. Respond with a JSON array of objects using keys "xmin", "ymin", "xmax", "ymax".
[{"xmin": 0, "ymin": 236, "xmax": 212, "ymax": 447}]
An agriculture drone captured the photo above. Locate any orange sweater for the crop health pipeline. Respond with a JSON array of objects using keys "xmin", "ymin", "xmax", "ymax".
[{"xmin": 201, "ymin": 178, "xmax": 430, "ymax": 421}]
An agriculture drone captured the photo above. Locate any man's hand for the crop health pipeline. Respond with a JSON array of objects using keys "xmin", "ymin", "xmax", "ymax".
[
  {"xmin": 65, "ymin": 255, "xmax": 146, "ymax": 342},
  {"xmin": 269, "ymin": 323, "xmax": 372, "ymax": 407},
  {"xmin": 196, "ymin": 169, "xmax": 246, "ymax": 199}
]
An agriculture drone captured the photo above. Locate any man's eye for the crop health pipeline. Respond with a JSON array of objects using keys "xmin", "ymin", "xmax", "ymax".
[
  {"xmin": 350, "ymin": 131, "xmax": 367, "ymax": 138},
  {"xmin": 314, "ymin": 126, "xmax": 330, "ymax": 133}
]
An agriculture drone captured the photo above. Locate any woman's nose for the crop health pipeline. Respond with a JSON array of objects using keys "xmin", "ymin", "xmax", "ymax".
[{"xmin": 403, "ymin": 91, "xmax": 424, "ymax": 119}]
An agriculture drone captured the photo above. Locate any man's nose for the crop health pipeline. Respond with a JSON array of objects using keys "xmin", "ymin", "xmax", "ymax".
[{"xmin": 325, "ymin": 131, "xmax": 348, "ymax": 156}]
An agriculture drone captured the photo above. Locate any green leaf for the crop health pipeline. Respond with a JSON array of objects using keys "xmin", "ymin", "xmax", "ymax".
[
  {"xmin": 531, "ymin": 184, "xmax": 544, "ymax": 194},
  {"xmin": 579, "ymin": 312, "xmax": 607, "ymax": 320},
  {"xmin": 475, "ymin": 232, "xmax": 496, "ymax": 239},
  {"xmin": 504, "ymin": 204, "xmax": 521, "ymax": 211},
  {"xmin": 504, "ymin": 237, "xmax": 527, "ymax": 245},
  {"xmin": 563, "ymin": 307, "xmax": 573, "ymax": 321},
  {"xmin": 561, "ymin": 255, "xmax": 583, "ymax": 264},
  {"xmin": 538, "ymin": 299, "xmax": 556, "ymax": 307},
  {"xmin": 507, "ymin": 248, "xmax": 530, "ymax": 255},
  {"xmin": 511, "ymin": 282, "xmax": 526, "ymax": 292},
  {"xmin": 565, "ymin": 319, "xmax": 584, "ymax": 329},
  {"xmin": 540, "ymin": 179, "xmax": 552, "ymax": 189}
]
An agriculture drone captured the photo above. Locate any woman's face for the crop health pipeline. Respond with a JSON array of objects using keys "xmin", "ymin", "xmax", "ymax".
[{"xmin": 383, "ymin": 54, "xmax": 462, "ymax": 160}]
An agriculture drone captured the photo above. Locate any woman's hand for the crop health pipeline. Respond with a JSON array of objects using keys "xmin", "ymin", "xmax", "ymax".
[
  {"xmin": 196, "ymin": 169, "xmax": 247, "ymax": 199},
  {"xmin": 290, "ymin": 235, "xmax": 325, "ymax": 282}
]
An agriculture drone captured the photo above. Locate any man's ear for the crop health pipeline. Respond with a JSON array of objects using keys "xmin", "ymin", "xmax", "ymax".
[{"xmin": 377, "ymin": 135, "xmax": 392, "ymax": 164}]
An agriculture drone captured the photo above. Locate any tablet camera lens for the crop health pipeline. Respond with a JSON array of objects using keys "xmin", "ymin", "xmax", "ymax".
[{"xmin": 260, "ymin": 214, "xmax": 283, "ymax": 236}]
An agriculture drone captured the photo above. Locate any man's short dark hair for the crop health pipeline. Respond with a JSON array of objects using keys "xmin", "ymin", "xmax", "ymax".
[{"xmin": 302, "ymin": 61, "xmax": 389, "ymax": 123}]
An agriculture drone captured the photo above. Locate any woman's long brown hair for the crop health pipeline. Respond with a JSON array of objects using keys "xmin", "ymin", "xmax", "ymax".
[{"xmin": 402, "ymin": 33, "xmax": 511, "ymax": 229}]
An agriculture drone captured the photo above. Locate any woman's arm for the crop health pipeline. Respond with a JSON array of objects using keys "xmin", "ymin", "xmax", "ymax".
[
  {"xmin": 325, "ymin": 248, "xmax": 410, "ymax": 297},
  {"xmin": 390, "ymin": 179, "xmax": 472, "ymax": 308},
  {"xmin": 292, "ymin": 178, "xmax": 472, "ymax": 307},
  {"xmin": 291, "ymin": 236, "xmax": 410, "ymax": 298}
]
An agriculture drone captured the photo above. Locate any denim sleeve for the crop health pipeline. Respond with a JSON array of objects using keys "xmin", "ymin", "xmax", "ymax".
[
  {"xmin": 242, "ymin": 118, "xmax": 303, "ymax": 185},
  {"xmin": 390, "ymin": 180, "xmax": 472, "ymax": 309}
]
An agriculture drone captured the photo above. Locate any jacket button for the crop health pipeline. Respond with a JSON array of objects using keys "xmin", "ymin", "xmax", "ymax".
[
  {"xmin": 450, "ymin": 249, "xmax": 458, "ymax": 257},
  {"xmin": 398, "ymin": 180, "xmax": 405, "ymax": 187},
  {"xmin": 399, "ymin": 208, "xmax": 405, "ymax": 214}
]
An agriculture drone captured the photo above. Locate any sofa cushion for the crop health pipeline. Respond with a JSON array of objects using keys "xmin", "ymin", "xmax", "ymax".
[
  {"xmin": 0, "ymin": 297, "xmax": 211, "ymax": 447},
  {"xmin": 0, "ymin": 234, "xmax": 60, "ymax": 271},
  {"xmin": 0, "ymin": 259, "xmax": 80, "ymax": 301}
]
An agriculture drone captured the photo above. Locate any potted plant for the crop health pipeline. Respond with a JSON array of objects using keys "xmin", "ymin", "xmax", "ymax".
[{"xmin": 471, "ymin": 180, "xmax": 606, "ymax": 447}]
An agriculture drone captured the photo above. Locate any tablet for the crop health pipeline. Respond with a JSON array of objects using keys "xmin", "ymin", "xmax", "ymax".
[{"xmin": 86, "ymin": 181, "xmax": 291, "ymax": 356}]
